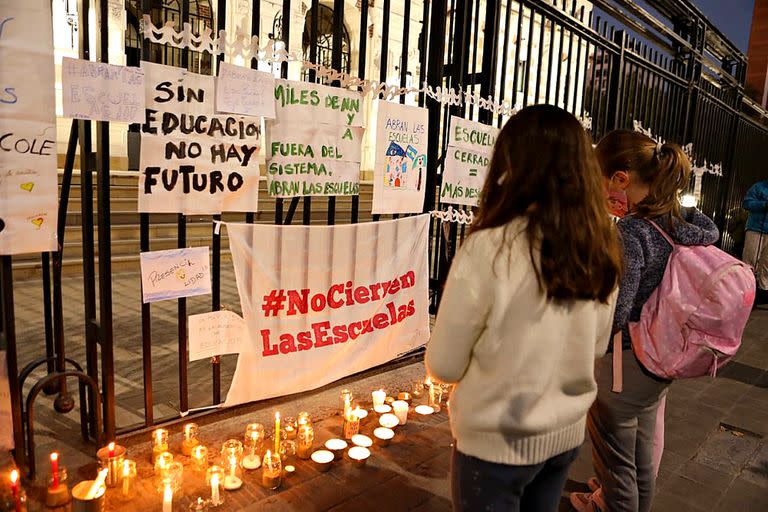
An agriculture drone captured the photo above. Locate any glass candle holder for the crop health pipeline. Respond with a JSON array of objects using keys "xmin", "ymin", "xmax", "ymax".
[
  {"xmin": 243, "ymin": 423, "xmax": 265, "ymax": 470},
  {"xmin": 206, "ymin": 466, "xmax": 225, "ymax": 507},
  {"xmin": 181, "ymin": 423, "xmax": 200, "ymax": 456},
  {"xmin": 296, "ymin": 424, "xmax": 314, "ymax": 460},
  {"xmin": 372, "ymin": 389, "xmax": 386, "ymax": 408},
  {"xmin": 191, "ymin": 445, "xmax": 209, "ymax": 473},
  {"xmin": 97, "ymin": 442, "xmax": 126, "ymax": 488},
  {"xmin": 282, "ymin": 416, "xmax": 298, "ymax": 440},
  {"xmin": 45, "ymin": 466, "xmax": 70, "ymax": 508},
  {"xmin": 221, "ymin": 454, "xmax": 243, "ymax": 491},
  {"xmin": 392, "ymin": 400, "xmax": 409, "ymax": 425},
  {"xmin": 342, "ymin": 409, "xmax": 360, "ymax": 439},
  {"xmin": 339, "ymin": 389, "xmax": 353, "ymax": 415},
  {"xmin": 429, "ymin": 383, "xmax": 444, "ymax": 412},
  {"xmin": 151, "ymin": 428, "xmax": 170, "ymax": 464},
  {"xmin": 154, "ymin": 452, "xmax": 174, "ymax": 474},
  {"xmin": 221, "ymin": 439, "xmax": 243, "ymax": 461},
  {"xmin": 119, "ymin": 459, "xmax": 136, "ymax": 501},
  {"xmin": 297, "ymin": 411, "xmax": 312, "ymax": 428},
  {"xmin": 411, "ymin": 380, "xmax": 423, "ymax": 398},
  {"xmin": 157, "ymin": 462, "xmax": 183, "ymax": 493},
  {"xmin": 261, "ymin": 450, "xmax": 282, "ymax": 490}
]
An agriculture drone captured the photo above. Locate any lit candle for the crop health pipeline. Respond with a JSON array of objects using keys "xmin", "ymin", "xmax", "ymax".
[
  {"xmin": 223, "ymin": 455, "xmax": 242, "ymax": 490},
  {"xmin": 85, "ymin": 468, "xmax": 108, "ymax": 500},
  {"xmin": 296, "ymin": 424, "xmax": 314, "ymax": 460},
  {"xmin": 162, "ymin": 483, "xmax": 173, "ymax": 512},
  {"xmin": 192, "ymin": 445, "xmax": 208, "ymax": 472},
  {"xmin": 120, "ymin": 459, "xmax": 136, "ymax": 498},
  {"xmin": 351, "ymin": 434, "xmax": 373, "ymax": 448},
  {"xmin": 397, "ymin": 392, "xmax": 412, "ymax": 403},
  {"xmin": 310, "ymin": 449, "xmax": 333, "ymax": 472},
  {"xmin": 211, "ymin": 472, "xmax": 221, "ymax": 504},
  {"xmin": 347, "ymin": 446, "xmax": 371, "ymax": 467},
  {"xmin": 373, "ymin": 427, "xmax": 395, "ymax": 446},
  {"xmin": 424, "ymin": 376, "xmax": 432, "ymax": 388},
  {"xmin": 154, "ymin": 452, "xmax": 173, "ymax": 475},
  {"xmin": 262, "ymin": 450, "xmax": 282, "ymax": 490},
  {"xmin": 274, "ymin": 412, "xmax": 281, "ymax": 455},
  {"xmin": 342, "ymin": 409, "xmax": 360, "ymax": 439},
  {"xmin": 324, "ymin": 438, "xmax": 348, "ymax": 454},
  {"xmin": 207, "ymin": 466, "xmax": 224, "ymax": 506},
  {"xmin": 392, "ymin": 400, "xmax": 409, "ymax": 425},
  {"xmin": 297, "ymin": 411, "xmax": 311, "ymax": 427},
  {"xmin": 10, "ymin": 469, "xmax": 20, "ymax": 512},
  {"xmin": 50, "ymin": 452, "xmax": 59, "ymax": 488},
  {"xmin": 108, "ymin": 442, "xmax": 115, "ymax": 458},
  {"xmin": 372, "ymin": 389, "xmax": 386, "ymax": 408},
  {"xmin": 181, "ymin": 423, "xmax": 199, "ymax": 456},
  {"xmin": 339, "ymin": 389, "xmax": 353, "ymax": 415},
  {"xmin": 379, "ymin": 413, "xmax": 400, "ymax": 429},
  {"xmin": 151, "ymin": 428, "xmax": 169, "ymax": 464}
]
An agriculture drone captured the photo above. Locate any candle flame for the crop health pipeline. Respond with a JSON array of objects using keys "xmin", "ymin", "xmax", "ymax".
[
  {"xmin": 275, "ymin": 411, "xmax": 280, "ymax": 421},
  {"xmin": 108, "ymin": 442, "xmax": 115, "ymax": 451},
  {"xmin": 50, "ymin": 452, "xmax": 59, "ymax": 462},
  {"xmin": 10, "ymin": 469, "xmax": 18, "ymax": 484},
  {"xmin": 184, "ymin": 423, "xmax": 193, "ymax": 438}
]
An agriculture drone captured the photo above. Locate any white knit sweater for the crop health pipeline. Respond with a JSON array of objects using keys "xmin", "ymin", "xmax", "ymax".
[{"xmin": 425, "ymin": 220, "xmax": 617, "ymax": 465}]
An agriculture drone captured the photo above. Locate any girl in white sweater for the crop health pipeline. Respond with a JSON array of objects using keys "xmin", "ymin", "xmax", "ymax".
[{"xmin": 426, "ymin": 105, "xmax": 621, "ymax": 512}]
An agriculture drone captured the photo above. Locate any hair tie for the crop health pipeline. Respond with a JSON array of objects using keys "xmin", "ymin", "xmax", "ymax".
[{"xmin": 655, "ymin": 140, "xmax": 663, "ymax": 155}]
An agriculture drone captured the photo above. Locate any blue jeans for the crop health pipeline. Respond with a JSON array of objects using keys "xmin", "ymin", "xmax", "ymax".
[{"xmin": 451, "ymin": 446, "xmax": 579, "ymax": 512}]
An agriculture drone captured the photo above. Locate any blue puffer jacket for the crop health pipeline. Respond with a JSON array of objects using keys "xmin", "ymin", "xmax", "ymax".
[{"xmin": 743, "ymin": 180, "xmax": 768, "ymax": 233}]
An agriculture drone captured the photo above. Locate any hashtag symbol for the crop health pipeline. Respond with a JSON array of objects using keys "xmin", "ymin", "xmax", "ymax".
[{"xmin": 262, "ymin": 289, "xmax": 286, "ymax": 317}]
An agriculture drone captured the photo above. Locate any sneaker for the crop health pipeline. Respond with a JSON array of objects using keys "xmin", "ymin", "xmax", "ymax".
[
  {"xmin": 570, "ymin": 489, "xmax": 606, "ymax": 512},
  {"xmin": 587, "ymin": 477, "xmax": 600, "ymax": 492}
]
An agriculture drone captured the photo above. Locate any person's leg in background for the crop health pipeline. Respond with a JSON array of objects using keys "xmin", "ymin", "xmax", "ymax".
[
  {"xmin": 636, "ymin": 395, "xmax": 665, "ymax": 512},
  {"xmin": 652, "ymin": 393, "xmax": 667, "ymax": 478},
  {"xmin": 519, "ymin": 448, "xmax": 579, "ymax": 511},
  {"xmin": 742, "ymin": 230, "xmax": 761, "ymax": 269},
  {"xmin": 451, "ymin": 447, "xmax": 531, "ymax": 512}
]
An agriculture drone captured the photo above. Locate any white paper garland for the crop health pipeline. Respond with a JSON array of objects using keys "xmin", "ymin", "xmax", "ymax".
[{"xmin": 430, "ymin": 206, "xmax": 474, "ymax": 225}]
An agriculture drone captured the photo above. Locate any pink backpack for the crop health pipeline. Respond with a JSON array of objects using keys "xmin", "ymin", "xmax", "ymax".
[{"xmin": 615, "ymin": 221, "xmax": 755, "ymax": 383}]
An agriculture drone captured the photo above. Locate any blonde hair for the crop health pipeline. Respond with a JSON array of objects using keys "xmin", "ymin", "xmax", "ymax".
[{"xmin": 596, "ymin": 130, "xmax": 691, "ymax": 220}]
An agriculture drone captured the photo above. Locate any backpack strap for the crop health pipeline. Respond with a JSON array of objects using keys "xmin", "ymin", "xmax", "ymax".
[
  {"xmin": 645, "ymin": 219, "xmax": 675, "ymax": 247},
  {"xmin": 611, "ymin": 332, "xmax": 623, "ymax": 393}
]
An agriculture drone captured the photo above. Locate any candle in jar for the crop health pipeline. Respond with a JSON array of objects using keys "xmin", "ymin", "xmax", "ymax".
[
  {"xmin": 223, "ymin": 456, "xmax": 242, "ymax": 490},
  {"xmin": 339, "ymin": 389, "xmax": 353, "ymax": 415},
  {"xmin": 283, "ymin": 416, "xmax": 297, "ymax": 440},
  {"xmin": 296, "ymin": 424, "xmax": 314, "ymax": 460},
  {"xmin": 207, "ymin": 466, "xmax": 224, "ymax": 506},
  {"xmin": 342, "ymin": 409, "xmax": 360, "ymax": 439},
  {"xmin": 297, "ymin": 411, "xmax": 311, "ymax": 427},
  {"xmin": 191, "ymin": 445, "xmax": 208, "ymax": 472},
  {"xmin": 120, "ymin": 459, "xmax": 136, "ymax": 499},
  {"xmin": 261, "ymin": 450, "xmax": 282, "ymax": 490},
  {"xmin": 154, "ymin": 452, "xmax": 173, "ymax": 474},
  {"xmin": 397, "ymin": 392, "xmax": 412, "ymax": 403},
  {"xmin": 392, "ymin": 400, "xmax": 409, "ymax": 425},
  {"xmin": 50, "ymin": 452, "xmax": 59, "ymax": 488},
  {"xmin": 181, "ymin": 422, "xmax": 199, "ymax": 456},
  {"xmin": 151, "ymin": 428, "xmax": 169, "ymax": 464},
  {"xmin": 372, "ymin": 389, "xmax": 386, "ymax": 408},
  {"xmin": 274, "ymin": 412, "xmax": 281, "ymax": 454},
  {"xmin": 10, "ymin": 469, "xmax": 20, "ymax": 512},
  {"xmin": 108, "ymin": 442, "xmax": 115, "ymax": 458},
  {"xmin": 162, "ymin": 483, "xmax": 172, "ymax": 512}
]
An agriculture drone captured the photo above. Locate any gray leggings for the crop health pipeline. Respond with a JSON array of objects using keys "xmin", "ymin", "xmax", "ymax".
[{"xmin": 587, "ymin": 350, "xmax": 669, "ymax": 512}]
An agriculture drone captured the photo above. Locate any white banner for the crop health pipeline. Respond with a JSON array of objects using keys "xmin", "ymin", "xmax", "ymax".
[
  {"xmin": 215, "ymin": 62, "xmax": 275, "ymax": 118},
  {"xmin": 223, "ymin": 215, "xmax": 431, "ymax": 406},
  {"xmin": 139, "ymin": 61, "xmax": 262, "ymax": 214},
  {"xmin": 372, "ymin": 101, "xmax": 428, "ymax": 214},
  {"xmin": 0, "ymin": 0, "xmax": 58, "ymax": 255},
  {"xmin": 440, "ymin": 116, "xmax": 498, "ymax": 206},
  {"xmin": 265, "ymin": 80, "xmax": 364, "ymax": 197},
  {"xmin": 61, "ymin": 57, "xmax": 145, "ymax": 123}
]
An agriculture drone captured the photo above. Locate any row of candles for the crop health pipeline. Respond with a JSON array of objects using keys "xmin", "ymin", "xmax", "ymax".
[{"xmin": 4, "ymin": 377, "xmax": 448, "ymax": 511}]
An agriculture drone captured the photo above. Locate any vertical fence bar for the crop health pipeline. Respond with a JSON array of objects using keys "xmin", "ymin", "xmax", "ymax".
[
  {"xmin": 353, "ymin": 0, "xmax": 369, "ymax": 224},
  {"xmin": 246, "ymin": 0, "xmax": 261, "ymax": 225},
  {"xmin": 327, "ymin": 0, "xmax": 344, "ymax": 225},
  {"xmin": 400, "ymin": 0, "xmax": 412, "ymax": 105},
  {"xmin": 304, "ymin": 0, "xmax": 319, "ymax": 226},
  {"xmin": 41, "ymin": 253, "xmax": 55, "ymax": 386},
  {"xmin": 1, "ymin": 256, "xmax": 24, "ymax": 466},
  {"xmin": 95, "ymin": 0, "xmax": 115, "ymax": 439},
  {"xmin": 478, "ymin": 0, "xmax": 499, "ymax": 125}
]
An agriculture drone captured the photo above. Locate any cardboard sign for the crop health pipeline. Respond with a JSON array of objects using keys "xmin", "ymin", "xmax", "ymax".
[
  {"xmin": 372, "ymin": 101, "xmax": 429, "ymax": 214},
  {"xmin": 440, "ymin": 116, "xmax": 499, "ymax": 206},
  {"xmin": 140, "ymin": 246, "xmax": 212, "ymax": 303},
  {"xmin": 61, "ymin": 57, "xmax": 145, "ymax": 123},
  {"xmin": 139, "ymin": 61, "xmax": 261, "ymax": 214},
  {"xmin": 188, "ymin": 310, "xmax": 246, "ymax": 361},
  {"xmin": 215, "ymin": 62, "xmax": 275, "ymax": 118},
  {"xmin": 223, "ymin": 215, "xmax": 431, "ymax": 406},
  {"xmin": 265, "ymin": 80, "xmax": 364, "ymax": 197},
  {"xmin": 0, "ymin": 0, "xmax": 58, "ymax": 255}
]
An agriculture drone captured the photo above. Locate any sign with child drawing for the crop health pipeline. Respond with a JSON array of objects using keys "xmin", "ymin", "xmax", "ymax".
[
  {"xmin": 372, "ymin": 101, "xmax": 428, "ymax": 214},
  {"xmin": 441, "ymin": 116, "xmax": 499, "ymax": 207}
]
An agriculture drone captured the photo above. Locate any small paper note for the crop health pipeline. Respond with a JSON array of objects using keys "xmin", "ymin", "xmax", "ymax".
[
  {"xmin": 139, "ymin": 246, "xmax": 212, "ymax": 303},
  {"xmin": 61, "ymin": 57, "xmax": 145, "ymax": 123},
  {"xmin": 215, "ymin": 62, "xmax": 276, "ymax": 118},
  {"xmin": 188, "ymin": 310, "xmax": 246, "ymax": 361}
]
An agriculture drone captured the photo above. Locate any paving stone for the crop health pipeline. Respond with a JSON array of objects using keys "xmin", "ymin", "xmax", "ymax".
[
  {"xmin": 740, "ymin": 441, "xmax": 768, "ymax": 489},
  {"xmin": 715, "ymin": 478, "xmax": 768, "ymax": 511},
  {"xmin": 694, "ymin": 429, "xmax": 762, "ymax": 476}
]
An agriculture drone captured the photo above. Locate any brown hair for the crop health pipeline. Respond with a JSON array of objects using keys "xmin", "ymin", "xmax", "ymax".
[
  {"xmin": 595, "ymin": 130, "xmax": 691, "ymax": 220},
  {"xmin": 470, "ymin": 105, "xmax": 621, "ymax": 304}
]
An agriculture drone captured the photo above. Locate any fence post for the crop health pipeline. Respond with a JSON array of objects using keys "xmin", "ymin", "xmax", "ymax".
[{"xmin": 605, "ymin": 30, "xmax": 626, "ymax": 131}]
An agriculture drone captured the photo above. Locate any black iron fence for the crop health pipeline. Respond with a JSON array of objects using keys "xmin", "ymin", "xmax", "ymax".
[{"xmin": 1, "ymin": 0, "xmax": 766, "ymax": 473}]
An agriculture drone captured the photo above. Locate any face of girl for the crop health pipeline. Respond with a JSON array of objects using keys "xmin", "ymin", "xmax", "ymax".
[{"xmin": 607, "ymin": 171, "xmax": 650, "ymax": 212}]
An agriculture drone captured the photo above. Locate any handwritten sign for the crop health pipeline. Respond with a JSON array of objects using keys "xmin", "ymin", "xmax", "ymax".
[
  {"xmin": 372, "ymin": 100, "xmax": 428, "ymax": 214},
  {"xmin": 139, "ymin": 61, "xmax": 261, "ymax": 214},
  {"xmin": 61, "ymin": 57, "xmax": 145, "ymax": 123},
  {"xmin": 140, "ymin": 246, "xmax": 212, "ymax": 303},
  {"xmin": 215, "ymin": 62, "xmax": 275, "ymax": 118},
  {"xmin": 265, "ymin": 80, "xmax": 364, "ymax": 197},
  {"xmin": 440, "ymin": 116, "xmax": 498, "ymax": 206},
  {"xmin": 188, "ymin": 310, "xmax": 246, "ymax": 361}
]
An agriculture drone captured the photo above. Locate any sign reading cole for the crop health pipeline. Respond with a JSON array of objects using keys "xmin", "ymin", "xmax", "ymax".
[
  {"xmin": 139, "ymin": 62, "xmax": 262, "ymax": 214},
  {"xmin": 265, "ymin": 80, "xmax": 364, "ymax": 197},
  {"xmin": 0, "ymin": 0, "xmax": 58, "ymax": 255},
  {"xmin": 441, "ymin": 116, "xmax": 499, "ymax": 207},
  {"xmin": 223, "ymin": 215, "xmax": 430, "ymax": 406}
]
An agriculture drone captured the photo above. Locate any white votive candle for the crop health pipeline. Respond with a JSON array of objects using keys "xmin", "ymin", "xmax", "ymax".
[
  {"xmin": 373, "ymin": 404, "xmax": 392, "ymax": 414},
  {"xmin": 373, "ymin": 427, "xmax": 395, "ymax": 446},
  {"xmin": 392, "ymin": 400, "xmax": 409, "ymax": 425},
  {"xmin": 351, "ymin": 434, "xmax": 373, "ymax": 448},
  {"xmin": 379, "ymin": 413, "xmax": 400, "ymax": 429},
  {"xmin": 347, "ymin": 446, "xmax": 371, "ymax": 467},
  {"xmin": 372, "ymin": 389, "xmax": 386, "ymax": 408},
  {"xmin": 415, "ymin": 405, "xmax": 435, "ymax": 415},
  {"xmin": 324, "ymin": 438, "xmax": 348, "ymax": 453}
]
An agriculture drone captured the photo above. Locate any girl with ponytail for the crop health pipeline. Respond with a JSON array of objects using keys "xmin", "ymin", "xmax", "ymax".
[{"xmin": 571, "ymin": 130, "xmax": 719, "ymax": 512}]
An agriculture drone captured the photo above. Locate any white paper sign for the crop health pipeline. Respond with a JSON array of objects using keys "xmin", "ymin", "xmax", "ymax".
[
  {"xmin": 216, "ymin": 62, "xmax": 275, "ymax": 118},
  {"xmin": 140, "ymin": 246, "xmax": 212, "ymax": 303},
  {"xmin": 189, "ymin": 310, "xmax": 246, "ymax": 361},
  {"xmin": 61, "ymin": 57, "xmax": 145, "ymax": 123},
  {"xmin": 0, "ymin": 0, "xmax": 58, "ymax": 255},
  {"xmin": 223, "ymin": 215, "xmax": 431, "ymax": 406},
  {"xmin": 0, "ymin": 351, "xmax": 12, "ymax": 449},
  {"xmin": 372, "ymin": 101, "xmax": 429, "ymax": 214},
  {"xmin": 441, "ymin": 116, "xmax": 499, "ymax": 206},
  {"xmin": 265, "ymin": 80, "xmax": 364, "ymax": 197},
  {"xmin": 139, "ymin": 61, "xmax": 261, "ymax": 214}
]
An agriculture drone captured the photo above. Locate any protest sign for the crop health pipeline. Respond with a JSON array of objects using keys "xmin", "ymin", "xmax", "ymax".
[
  {"xmin": 188, "ymin": 310, "xmax": 246, "ymax": 361},
  {"xmin": 215, "ymin": 62, "xmax": 275, "ymax": 118},
  {"xmin": 140, "ymin": 246, "xmax": 212, "ymax": 303},
  {"xmin": 265, "ymin": 80, "xmax": 364, "ymax": 197},
  {"xmin": 0, "ymin": 351, "xmax": 12, "ymax": 449},
  {"xmin": 372, "ymin": 101, "xmax": 428, "ymax": 214},
  {"xmin": 139, "ymin": 61, "xmax": 261, "ymax": 214},
  {"xmin": 61, "ymin": 57, "xmax": 145, "ymax": 123},
  {"xmin": 440, "ymin": 116, "xmax": 498, "ymax": 206},
  {"xmin": 223, "ymin": 215, "xmax": 430, "ymax": 406},
  {"xmin": 0, "ymin": 0, "xmax": 58, "ymax": 255}
]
